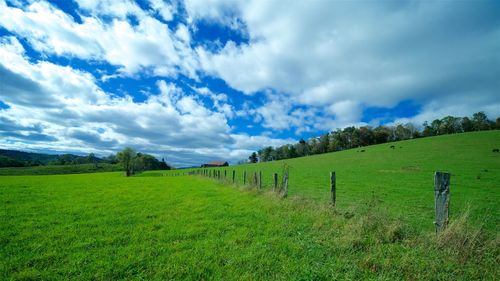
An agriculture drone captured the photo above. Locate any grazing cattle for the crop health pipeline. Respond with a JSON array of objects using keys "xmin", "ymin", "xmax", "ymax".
[{"xmin": 492, "ymin": 148, "xmax": 499, "ymax": 152}]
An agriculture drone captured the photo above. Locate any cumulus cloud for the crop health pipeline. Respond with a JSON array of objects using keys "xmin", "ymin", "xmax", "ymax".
[
  {"xmin": 192, "ymin": 0, "xmax": 500, "ymax": 127},
  {"xmin": 0, "ymin": 0, "xmax": 498, "ymax": 166},
  {"xmin": 0, "ymin": 36, "xmax": 288, "ymax": 166},
  {"xmin": 0, "ymin": 0, "xmax": 198, "ymax": 78}
]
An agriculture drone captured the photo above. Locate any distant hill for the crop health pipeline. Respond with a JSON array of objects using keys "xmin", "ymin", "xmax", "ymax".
[{"xmin": 0, "ymin": 149, "xmax": 104, "ymax": 167}]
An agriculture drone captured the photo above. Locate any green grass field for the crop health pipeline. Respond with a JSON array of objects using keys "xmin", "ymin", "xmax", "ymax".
[
  {"xmin": 1, "ymin": 131, "xmax": 499, "ymax": 280},
  {"xmin": 157, "ymin": 131, "xmax": 500, "ymax": 232},
  {"xmin": 0, "ymin": 163, "xmax": 122, "ymax": 176}
]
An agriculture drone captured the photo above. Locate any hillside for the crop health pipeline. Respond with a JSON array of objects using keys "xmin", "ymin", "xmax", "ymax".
[
  {"xmin": 1, "ymin": 131, "xmax": 498, "ymax": 279},
  {"xmin": 155, "ymin": 131, "xmax": 500, "ymax": 232},
  {"xmin": 0, "ymin": 149, "xmax": 102, "ymax": 167}
]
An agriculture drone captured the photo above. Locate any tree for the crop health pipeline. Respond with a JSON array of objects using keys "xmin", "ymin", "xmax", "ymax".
[
  {"xmin": 318, "ymin": 133, "xmax": 330, "ymax": 154},
  {"xmin": 87, "ymin": 153, "xmax": 98, "ymax": 167},
  {"xmin": 249, "ymin": 152, "xmax": 258, "ymax": 163},
  {"xmin": 472, "ymin": 111, "xmax": 490, "ymax": 131},
  {"xmin": 117, "ymin": 147, "xmax": 137, "ymax": 176},
  {"xmin": 373, "ymin": 126, "xmax": 390, "ymax": 144},
  {"xmin": 461, "ymin": 117, "xmax": 473, "ymax": 132},
  {"xmin": 296, "ymin": 139, "xmax": 308, "ymax": 157}
]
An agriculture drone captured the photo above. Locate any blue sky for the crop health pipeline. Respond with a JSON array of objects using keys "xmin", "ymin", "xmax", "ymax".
[{"xmin": 0, "ymin": 0, "xmax": 499, "ymax": 167}]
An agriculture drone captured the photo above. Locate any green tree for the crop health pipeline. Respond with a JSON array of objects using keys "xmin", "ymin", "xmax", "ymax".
[
  {"xmin": 461, "ymin": 117, "xmax": 474, "ymax": 132},
  {"xmin": 117, "ymin": 147, "xmax": 137, "ymax": 177},
  {"xmin": 472, "ymin": 112, "xmax": 490, "ymax": 131},
  {"xmin": 249, "ymin": 152, "xmax": 258, "ymax": 163}
]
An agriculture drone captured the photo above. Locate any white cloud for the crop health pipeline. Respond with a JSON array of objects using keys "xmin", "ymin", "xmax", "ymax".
[
  {"xmin": 0, "ymin": 0, "xmax": 198, "ymax": 78},
  {"xmin": 191, "ymin": 0, "xmax": 500, "ymax": 125},
  {"xmin": 148, "ymin": 0, "xmax": 175, "ymax": 22},
  {"xmin": 0, "ymin": 37, "xmax": 289, "ymax": 166}
]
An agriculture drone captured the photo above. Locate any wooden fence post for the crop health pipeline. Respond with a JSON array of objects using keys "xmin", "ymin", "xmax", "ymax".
[
  {"xmin": 330, "ymin": 171, "xmax": 336, "ymax": 207},
  {"xmin": 224, "ymin": 170, "xmax": 227, "ymax": 179},
  {"xmin": 232, "ymin": 170, "xmax": 235, "ymax": 183},
  {"xmin": 273, "ymin": 173, "xmax": 278, "ymax": 191},
  {"xmin": 434, "ymin": 171, "xmax": 450, "ymax": 233},
  {"xmin": 243, "ymin": 171, "xmax": 246, "ymax": 185},
  {"xmin": 259, "ymin": 171, "xmax": 262, "ymax": 189},
  {"xmin": 281, "ymin": 170, "xmax": 289, "ymax": 198}
]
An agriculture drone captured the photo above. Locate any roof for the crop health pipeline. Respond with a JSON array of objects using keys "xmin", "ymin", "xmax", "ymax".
[{"xmin": 208, "ymin": 161, "xmax": 228, "ymax": 166}]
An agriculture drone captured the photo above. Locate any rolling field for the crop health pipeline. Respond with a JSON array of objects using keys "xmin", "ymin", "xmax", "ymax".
[
  {"xmin": 156, "ymin": 131, "xmax": 500, "ymax": 232},
  {"xmin": 1, "ymin": 173, "xmax": 498, "ymax": 280},
  {"xmin": 0, "ymin": 163, "xmax": 122, "ymax": 176},
  {"xmin": 1, "ymin": 131, "xmax": 499, "ymax": 280}
]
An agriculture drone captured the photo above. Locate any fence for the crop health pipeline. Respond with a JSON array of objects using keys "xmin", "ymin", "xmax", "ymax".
[{"xmin": 168, "ymin": 168, "xmax": 451, "ymax": 232}]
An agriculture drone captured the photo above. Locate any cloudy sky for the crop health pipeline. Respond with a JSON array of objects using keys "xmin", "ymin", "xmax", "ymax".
[{"xmin": 0, "ymin": 0, "xmax": 499, "ymax": 166}]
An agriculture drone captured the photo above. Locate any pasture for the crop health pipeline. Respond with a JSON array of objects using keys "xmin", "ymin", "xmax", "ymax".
[
  {"xmin": 1, "ymin": 131, "xmax": 499, "ymax": 280},
  {"xmin": 153, "ymin": 131, "xmax": 500, "ymax": 232}
]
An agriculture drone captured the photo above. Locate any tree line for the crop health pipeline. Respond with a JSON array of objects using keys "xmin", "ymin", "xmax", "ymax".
[
  {"xmin": 0, "ymin": 148, "xmax": 171, "ymax": 173},
  {"xmin": 116, "ymin": 147, "xmax": 171, "ymax": 176},
  {"xmin": 248, "ymin": 112, "xmax": 500, "ymax": 163}
]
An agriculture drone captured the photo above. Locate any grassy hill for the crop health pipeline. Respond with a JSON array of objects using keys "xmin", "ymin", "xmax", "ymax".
[
  {"xmin": 152, "ymin": 131, "xmax": 500, "ymax": 232},
  {"xmin": 1, "ymin": 173, "xmax": 498, "ymax": 280},
  {"xmin": 1, "ymin": 131, "xmax": 498, "ymax": 279},
  {"xmin": 0, "ymin": 163, "xmax": 122, "ymax": 176}
]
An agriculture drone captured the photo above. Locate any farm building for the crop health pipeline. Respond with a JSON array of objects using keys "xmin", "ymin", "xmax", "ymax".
[{"xmin": 201, "ymin": 161, "xmax": 229, "ymax": 168}]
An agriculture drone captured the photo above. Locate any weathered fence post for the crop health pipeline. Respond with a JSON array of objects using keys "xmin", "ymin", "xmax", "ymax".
[
  {"xmin": 224, "ymin": 170, "xmax": 227, "ymax": 179},
  {"xmin": 273, "ymin": 173, "xmax": 278, "ymax": 191},
  {"xmin": 281, "ymin": 170, "xmax": 289, "ymax": 198},
  {"xmin": 434, "ymin": 171, "xmax": 450, "ymax": 233},
  {"xmin": 259, "ymin": 171, "xmax": 262, "ymax": 189},
  {"xmin": 243, "ymin": 171, "xmax": 246, "ymax": 185},
  {"xmin": 232, "ymin": 170, "xmax": 235, "ymax": 183},
  {"xmin": 253, "ymin": 172, "xmax": 258, "ymax": 187},
  {"xmin": 330, "ymin": 171, "xmax": 336, "ymax": 207}
]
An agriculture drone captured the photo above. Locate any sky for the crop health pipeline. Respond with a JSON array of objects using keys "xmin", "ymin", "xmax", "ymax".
[{"xmin": 0, "ymin": 0, "xmax": 499, "ymax": 167}]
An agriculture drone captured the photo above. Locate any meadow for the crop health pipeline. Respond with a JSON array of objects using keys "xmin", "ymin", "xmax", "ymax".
[
  {"xmin": 0, "ymin": 163, "xmax": 121, "ymax": 176},
  {"xmin": 153, "ymin": 131, "xmax": 500, "ymax": 233},
  {"xmin": 1, "ymin": 131, "xmax": 499, "ymax": 280}
]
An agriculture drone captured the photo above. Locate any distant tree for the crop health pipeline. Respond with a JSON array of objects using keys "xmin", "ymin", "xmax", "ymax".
[
  {"xmin": 461, "ymin": 117, "xmax": 473, "ymax": 132},
  {"xmin": 373, "ymin": 126, "xmax": 390, "ymax": 144},
  {"xmin": 393, "ymin": 124, "xmax": 412, "ymax": 141},
  {"xmin": 422, "ymin": 121, "xmax": 434, "ymax": 137},
  {"xmin": 249, "ymin": 152, "xmax": 258, "ymax": 163},
  {"xmin": 288, "ymin": 145, "xmax": 298, "ymax": 158},
  {"xmin": 117, "ymin": 147, "xmax": 137, "ymax": 176},
  {"xmin": 440, "ymin": 116, "xmax": 462, "ymax": 134},
  {"xmin": 472, "ymin": 112, "xmax": 489, "ymax": 131},
  {"xmin": 87, "ymin": 153, "xmax": 98, "ymax": 167},
  {"xmin": 358, "ymin": 126, "xmax": 374, "ymax": 146},
  {"xmin": 296, "ymin": 139, "xmax": 308, "ymax": 157},
  {"xmin": 496, "ymin": 117, "xmax": 500, "ymax": 130},
  {"xmin": 318, "ymin": 133, "xmax": 330, "ymax": 154},
  {"xmin": 431, "ymin": 119, "xmax": 443, "ymax": 135},
  {"xmin": 309, "ymin": 138, "xmax": 321, "ymax": 154}
]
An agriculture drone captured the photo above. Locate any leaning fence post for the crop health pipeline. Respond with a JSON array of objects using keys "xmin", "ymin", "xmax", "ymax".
[
  {"xmin": 330, "ymin": 171, "xmax": 336, "ymax": 207},
  {"xmin": 232, "ymin": 170, "xmax": 235, "ymax": 183},
  {"xmin": 273, "ymin": 173, "xmax": 278, "ymax": 191},
  {"xmin": 434, "ymin": 171, "xmax": 450, "ymax": 233}
]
